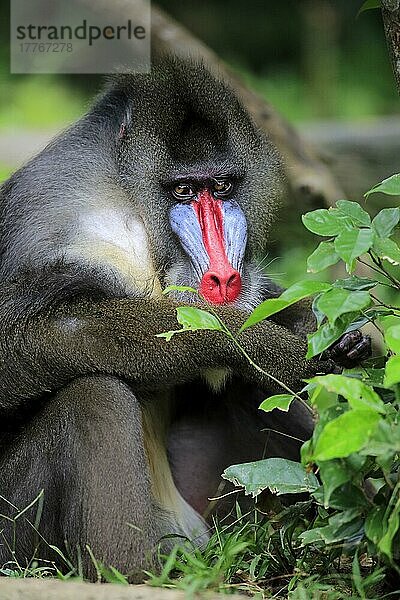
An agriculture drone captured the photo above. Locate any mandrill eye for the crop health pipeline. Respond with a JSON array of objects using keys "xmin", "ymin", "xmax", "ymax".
[
  {"xmin": 172, "ymin": 183, "xmax": 195, "ymax": 201},
  {"xmin": 213, "ymin": 179, "xmax": 233, "ymax": 198}
]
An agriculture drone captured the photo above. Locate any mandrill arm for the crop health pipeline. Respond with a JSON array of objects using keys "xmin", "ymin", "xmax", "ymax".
[{"xmin": 0, "ymin": 268, "xmax": 337, "ymax": 418}]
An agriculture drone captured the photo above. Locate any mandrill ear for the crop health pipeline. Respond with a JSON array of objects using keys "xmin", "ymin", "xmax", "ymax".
[
  {"xmin": 118, "ymin": 123, "xmax": 127, "ymax": 140},
  {"xmin": 116, "ymin": 101, "xmax": 133, "ymax": 142}
]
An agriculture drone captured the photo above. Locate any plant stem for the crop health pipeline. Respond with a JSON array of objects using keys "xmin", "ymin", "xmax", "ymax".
[
  {"xmin": 357, "ymin": 257, "xmax": 398, "ymax": 287},
  {"xmin": 231, "ymin": 331, "xmax": 312, "ymax": 414},
  {"xmin": 369, "ymin": 293, "xmax": 400, "ymax": 313},
  {"xmin": 207, "ymin": 306, "xmax": 313, "ymax": 412},
  {"xmin": 369, "ymin": 251, "xmax": 400, "ymax": 289}
]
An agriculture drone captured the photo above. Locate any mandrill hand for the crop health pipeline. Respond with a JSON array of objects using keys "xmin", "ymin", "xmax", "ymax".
[{"xmin": 324, "ymin": 330, "xmax": 372, "ymax": 369}]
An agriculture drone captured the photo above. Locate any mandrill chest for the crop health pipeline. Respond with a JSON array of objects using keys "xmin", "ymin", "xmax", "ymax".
[{"xmin": 69, "ymin": 207, "xmax": 163, "ymax": 296}]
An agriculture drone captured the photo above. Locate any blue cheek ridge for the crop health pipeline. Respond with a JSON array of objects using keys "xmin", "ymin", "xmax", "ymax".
[
  {"xmin": 169, "ymin": 203, "xmax": 209, "ymax": 275},
  {"xmin": 223, "ymin": 200, "xmax": 248, "ymax": 272}
]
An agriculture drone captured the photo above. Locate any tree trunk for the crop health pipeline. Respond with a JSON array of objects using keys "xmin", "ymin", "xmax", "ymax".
[{"xmin": 381, "ymin": 0, "xmax": 400, "ymax": 94}]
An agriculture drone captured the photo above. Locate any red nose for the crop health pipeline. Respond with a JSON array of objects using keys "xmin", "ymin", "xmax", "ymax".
[{"xmin": 200, "ymin": 268, "xmax": 242, "ymax": 304}]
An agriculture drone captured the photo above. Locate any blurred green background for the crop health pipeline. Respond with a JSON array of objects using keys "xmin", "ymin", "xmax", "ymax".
[
  {"xmin": 0, "ymin": 0, "xmax": 398, "ymax": 285},
  {"xmin": 0, "ymin": 0, "xmax": 396, "ymax": 132}
]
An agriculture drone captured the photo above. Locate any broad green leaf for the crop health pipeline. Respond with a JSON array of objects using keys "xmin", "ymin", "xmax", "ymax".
[
  {"xmin": 361, "ymin": 420, "xmax": 400, "ymax": 457},
  {"xmin": 323, "ymin": 483, "xmax": 370, "ymax": 511},
  {"xmin": 333, "ymin": 276, "xmax": 376, "ymax": 291},
  {"xmin": 384, "ymin": 356, "xmax": 400, "ymax": 387},
  {"xmin": 360, "ymin": 422, "xmax": 400, "ymax": 460},
  {"xmin": 259, "ymin": 394, "xmax": 294, "ymax": 413},
  {"xmin": 363, "ymin": 367, "xmax": 386, "ymax": 387},
  {"xmin": 306, "ymin": 312, "xmax": 358, "ymax": 358},
  {"xmin": 308, "ymin": 374, "xmax": 385, "ymax": 413},
  {"xmin": 364, "ymin": 307, "xmax": 394, "ymax": 320},
  {"xmin": 372, "ymin": 208, "xmax": 400, "ymax": 238},
  {"xmin": 238, "ymin": 298, "xmax": 288, "ymax": 333},
  {"xmin": 239, "ymin": 281, "xmax": 331, "ymax": 332},
  {"xmin": 385, "ymin": 324, "xmax": 400, "ymax": 354},
  {"xmin": 176, "ymin": 306, "xmax": 222, "ymax": 331},
  {"xmin": 334, "ymin": 228, "xmax": 374, "ymax": 272},
  {"xmin": 336, "ymin": 200, "xmax": 371, "ymax": 227},
  {"xmin": 300, "ymin": 438, "xmax": 313, "ymax": 465},
  {"xmin": 302, "ymin": 209, "xmax": 352, "ymax": 236},
  {"xmin": 163, "ymin": 285, "xmax": 198, "ymax": 295},
  {"xmin": 316, "ymin": 288, "xmax": 371, "ymax": 324},
  {"xmin": 319, "ymin": 460, "xmax": 351, "ymax": 507},
  {"xmin": 312, "ymin": 410, "xmax": 380, "ymax": 461},
  {"xmin": 222, "ymin": 457, "xmax": 319, "ymax": 497},
  {"xmin": 379, "ymin": 497, "xmax": 400, "ymax": 559},
  {"xmin": 365, "ymin": 173, "xmax": 400, "ymax": 197},
  {"xmin": 358, "ymin": 0, "xmax": 380, "ymax": 16},
  {"xmin": 308, "ymin": 384, "xmax": 337, "ymax": 412},
  {"xmin": 352, "ymin": 553, "xmax": 363, "ymax": 600},
  {"xmin": 373, "ymin": 236, "xmax": 400, "ymax": 265},
  {"xmin": 280, "ymin": 280, "xmax": 332, "ymax": 302},
  {"xmin": 365, "ymin": 477, "xmax": 386, "ymax": 496},
  {"xmin": 300, "ymin": 509, "xmax": 363, "ymax": 545},
  {"xmin": 307, "ymin": 241, "xmax": 340, "ymax": 273},
  {"xmin": 365, "ymin": 506, "xmax": 387, "ymax": 545}
]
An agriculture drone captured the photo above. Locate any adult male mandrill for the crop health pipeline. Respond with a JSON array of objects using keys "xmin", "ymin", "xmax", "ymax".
[{"xmin": 0, "ymin": 57, "xmax": 370, "ymax": 581}]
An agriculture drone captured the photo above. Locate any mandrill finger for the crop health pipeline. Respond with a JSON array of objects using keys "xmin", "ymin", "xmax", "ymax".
[
  {"xmin": 347, "ymin": 336, "xmax": 372, "ymax": 362},
  {"xmin": 329, "ymin": 330, "xmax": 362, "ymax": 358}
]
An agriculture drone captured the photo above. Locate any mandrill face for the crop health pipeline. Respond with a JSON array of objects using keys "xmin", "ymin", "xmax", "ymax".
[
  {"xmin": 113, "ymin": 59, "xmax": 284, "ymax": 309},
  {"xmin": 169, "ymin": 180, "xmax": 247, "ymax": 305}
]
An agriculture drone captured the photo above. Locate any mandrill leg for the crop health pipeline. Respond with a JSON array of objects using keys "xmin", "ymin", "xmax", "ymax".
[{"xmin": 0, "ymin": 376, "xmax": 204, "ymax": 581}]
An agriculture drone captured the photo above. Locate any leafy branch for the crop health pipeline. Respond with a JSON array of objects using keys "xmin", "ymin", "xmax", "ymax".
[{"xmin": 158, "ymin": 172, "xmax": 400, "ymax": 570}]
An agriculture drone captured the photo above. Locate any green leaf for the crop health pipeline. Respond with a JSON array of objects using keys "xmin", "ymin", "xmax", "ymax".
[
  {"xmin": 308, "ymin": 374, "xmax": 385, "ymax": 413},
  {"xmin": 358, "ymin": 0, "xmax": 380, "ymax": 16},
  {"xmin": 378, "ymin": 496, "xmax": 400, "ymax": 559},
  {"xmin": 280, "ymin": 280, "xmax": 332, "ymax": 302},
  {"xmin": 373, "ymin": 236, "xmax": 400, "ymax": 265},
  {"xmin": 385, "ymin": 324, "xmax": 400, "ymax": 354},
  {"xmin": 307, "ymin": 241, "xmax": 340, "ymax": 273},
  {"xmin": 306, "ymin": 312, "xmax": 358, "ymax": 358},
  {"xmin": 300, "ymin": 509, "xmax": 363, "ymax": 545},
  {"xmin": 308, "ymin": 384, "xmax": 337, "ymax": 412},
  {"xmin": 384, "ymin": 356, "xmax": 400, "ymax": 387},
  {"xmin": 222, "ymin": 457, "xmax": 319, "ymax": 497},
  {"xmin": 363, "ymin": 367, "xmax": 386, "ymax": 387},
  {"xmin": 316, "ymin": 288, "xmax": 371, "ymax": 324},
  {"xmin": 372, "ymin": 208, "xmax": 400, "ymax": 238},
  {"xmin": 334, "ymin": 228, "xmax": 374, "ymax": 272},
  {"xmin": 302, "ymin": 209, "xmax": 352, "ymax": 236},
  {"xmin": 365, "ymin": 173, "xmax": 400, "ymax": 197},
  {"xmin": 324, "ymin": 482, "xmax": 370, "ymax": 511},
  {"xmin": 336, "ymin": 200, "xmax": 371, "ymax": 227},
  {"xmin": 239, "ymin": 280, "xmax": 331, "ymax": 332},
  {"xmin": 365, "ymin": 506, "xmax": 387, "ymax": 545},
  {"xmin": 352, "ymin": 553, "xmax": 363, "ymax": 600},
  {"xmin": 156, "ymin": 306, "xmax": 223, "ymax": 341},
  {"xmin": 238, "ymin": 298, "xmax": 289, "ymax": 333},
  {"xmin": 319, "ymin": 461, "xmax": 351, "ymax": 508},
  {"xmin": 312, "ymin": 294, "xmax": 326, "ymax": 327},
  {"xmin": 333, "ymin": 276, "xmax": 377, "ymax": 291},
  {"xmin": 162, "ymin": 285, "xmax": 198, "ymax": 295},
  {"xmin": 176, "ymin": 306, "xmax": 222, "ymax": 331},
  {"xmin": 361, "ymin": 420, "xmax": 400, "ymax": 457},
  {"xmin": 312, "ymin": 410, "xmax": 380, "ymax": 461},
  {"xmin": 259, "ymin": 394, "xmax": 294, "ymax": 413}
]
